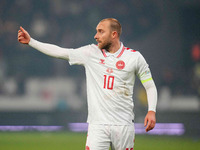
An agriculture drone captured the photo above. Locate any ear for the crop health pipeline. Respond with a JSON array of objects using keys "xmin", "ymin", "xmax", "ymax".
[{"xmin": 112, "ymin": 31, "xmax": 118, "ymax": 39}]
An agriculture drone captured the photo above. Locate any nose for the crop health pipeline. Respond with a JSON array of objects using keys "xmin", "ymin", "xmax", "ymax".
[{"xmin": 94, "ymin": 33, "xmax": 98, "ymax": 40}]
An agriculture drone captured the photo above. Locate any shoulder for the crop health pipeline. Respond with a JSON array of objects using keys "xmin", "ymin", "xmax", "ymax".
[
  {"xmin": 80, "ymin": 44, "xmax": 100, "ymax": 52},
  {"xmin": 76, "ymin": 44, "xmax": 102, "ymax": 57},
  {"xmin": 124, "ymin": 46, "xmax": 137, "ymax": 52},
  {"xmin": 77, "ymin": 44, "xmax": 96, "ymax": 49},
  {"xmin": 90, "ymin": 44, "xmax": 99, "ymax": 49},
  {"xmin": 123, "ymin": 46, "xmax": 141, "ymax": 57},
  {"xmin": 75, "ymin": 44, "xmax": 99, "ymax": 53}
]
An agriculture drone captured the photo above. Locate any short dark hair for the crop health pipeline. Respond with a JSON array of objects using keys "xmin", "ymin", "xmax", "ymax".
[{"xmin": 100, "ymin": 18, "xmax": 122, "ymax": 37}]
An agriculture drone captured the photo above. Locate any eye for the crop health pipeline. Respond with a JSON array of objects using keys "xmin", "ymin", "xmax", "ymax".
[
  {"xmin": 101, "ymin": 30, "xmax": 104, "ymax": 33},
  {"xmin": 98, "ymin": 29, "xmax": 104, "ymax": 34}
]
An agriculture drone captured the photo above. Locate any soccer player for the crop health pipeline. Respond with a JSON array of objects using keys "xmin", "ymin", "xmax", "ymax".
[{"xmin": 18, "ymin": 18, "xmax": 157, "ymax": 150}]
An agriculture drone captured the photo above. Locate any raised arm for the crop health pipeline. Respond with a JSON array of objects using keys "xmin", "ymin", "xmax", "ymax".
[{"xmin": 18, "ymin": 26, "xmax": 70, "ymax": 60}]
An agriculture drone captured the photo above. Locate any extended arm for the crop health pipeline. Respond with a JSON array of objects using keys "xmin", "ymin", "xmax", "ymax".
[
  {"xmin": 18, "ymin": 26, "xmax": 70, "ymax": 60},
  {"xmin": 142, "ymin": 79, "xmax": 157, "ymax": 132}
]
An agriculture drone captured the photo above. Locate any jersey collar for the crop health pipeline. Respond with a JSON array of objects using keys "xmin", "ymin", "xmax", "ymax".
[{"xmin": 102, "ymin": 42, "xmax": 125, "ymax": 58}]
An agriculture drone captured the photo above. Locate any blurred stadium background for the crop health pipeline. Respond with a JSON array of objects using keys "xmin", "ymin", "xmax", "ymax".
[{"xmin": 0, "ymin": 0, "xmax": 200, "ymax": 149}]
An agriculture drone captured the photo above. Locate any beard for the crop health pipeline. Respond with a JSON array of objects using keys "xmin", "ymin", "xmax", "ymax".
[{"xmin": 98, "ymin": 41, "xmax": 112, "ymax": 51}]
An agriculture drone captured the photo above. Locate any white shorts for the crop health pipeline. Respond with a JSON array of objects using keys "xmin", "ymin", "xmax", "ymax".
[{"xmin": 85, "ymin": 124, "xmax": 135, "ymax": 150}]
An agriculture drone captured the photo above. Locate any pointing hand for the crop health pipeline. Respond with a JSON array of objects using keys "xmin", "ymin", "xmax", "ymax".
[{"xmin": 18, "ymin": 26, "xmax": 30, "ymax": 44}]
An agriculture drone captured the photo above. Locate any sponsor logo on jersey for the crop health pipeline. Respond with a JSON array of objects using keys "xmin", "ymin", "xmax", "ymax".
[
  {"xmin": 145, "ymin": 70, "xmax": 150, "ymax": 74},
  {"xmin": 106, "ymin": 68, "xmax": 113, "ymax": 74},
  {"xmin": 143, "ymin": 70, "xmax": 150, "ymax": 76},
  {"xmin": 99, "ymin": 59, "xmax": 105, "ymax": 64},
  {"xmin": 140, "ymin": 70, "xmax": 151, "ymax": 78},
  {"xmin": 116, "ymin": 60, "xmax": 125, "ymax": 70}
]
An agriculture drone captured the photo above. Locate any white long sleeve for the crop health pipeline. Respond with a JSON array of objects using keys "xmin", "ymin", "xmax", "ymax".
[
  {"xmin": 142, "ymin": 79, "xmax": 157, "ymax": 112},
  {"xmin": 28, "ymin": 38, "xmax": 71, "ymax": 60}
]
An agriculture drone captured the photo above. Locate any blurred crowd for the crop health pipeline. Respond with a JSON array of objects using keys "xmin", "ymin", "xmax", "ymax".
[
  {"xmin": 0, "ymin": 0, "xmax": 199, "ymax": 100},
  {"xmin": 0, "ymin": 0, "xmax": 161, "ymax": 96}
]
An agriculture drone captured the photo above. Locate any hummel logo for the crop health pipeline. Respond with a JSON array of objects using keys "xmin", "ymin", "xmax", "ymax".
[{"xmin": 99, "ymin": 59, "xmax": 105, "ymax": 64}]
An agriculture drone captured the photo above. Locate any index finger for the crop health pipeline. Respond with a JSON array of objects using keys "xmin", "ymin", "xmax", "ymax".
[{"xmin": 20, "ymin": 26, "xmax": 26, "ymax": 33}]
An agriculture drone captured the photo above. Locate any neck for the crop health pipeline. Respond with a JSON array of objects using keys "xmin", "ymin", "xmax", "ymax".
[{"xmin": 107, "ymin": 40, "xmax": 121, "ymax": 54}]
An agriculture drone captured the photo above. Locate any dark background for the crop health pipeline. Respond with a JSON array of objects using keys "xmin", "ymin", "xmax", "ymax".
[{"xmin": 0, "ymin": 0, "xmax": 200, "ymax": 137}]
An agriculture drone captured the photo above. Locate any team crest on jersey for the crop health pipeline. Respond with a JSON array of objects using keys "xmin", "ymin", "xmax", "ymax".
[
  {"xmin": 116, "ymin": 60, "xmax": 125, "ymax": 70},
  {"xmin": 99, "ymin": 59, "xmax": 105, "ymax": 64}
]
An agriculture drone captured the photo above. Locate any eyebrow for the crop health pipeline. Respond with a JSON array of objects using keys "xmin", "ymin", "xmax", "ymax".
[{"xmin": 96, "ymin": 29, "xmax": 104, "ymax": 32}]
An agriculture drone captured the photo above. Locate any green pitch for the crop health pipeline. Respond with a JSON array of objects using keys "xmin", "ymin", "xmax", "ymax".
[{"xmin": 0, "ymin": 132, "xmax": 199, "ymax": 150}]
